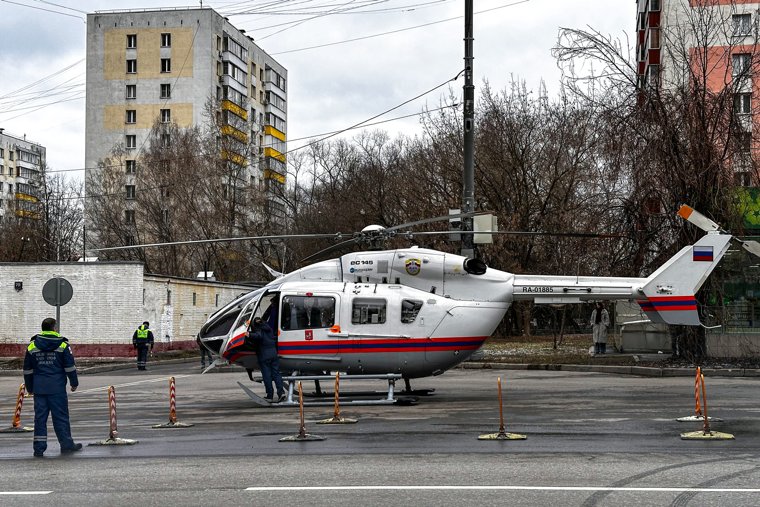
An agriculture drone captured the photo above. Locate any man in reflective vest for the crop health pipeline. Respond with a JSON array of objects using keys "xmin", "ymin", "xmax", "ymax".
[
  {"xmin": 132, "ymin": 321, "xmax": 154, "ymax": 371},
  {"xmin": 23, "ymin": 317, "xmax": 82, "ymax": 457}
]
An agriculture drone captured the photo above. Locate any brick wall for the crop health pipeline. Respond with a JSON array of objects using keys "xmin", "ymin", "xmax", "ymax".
[{"xmin": 0, "ymin": 262, "xmax": 253, "ymax": 356}]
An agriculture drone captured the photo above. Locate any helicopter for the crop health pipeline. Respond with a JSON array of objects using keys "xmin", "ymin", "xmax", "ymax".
[{"xmin": 195, "ymin": 205, "xmax": 760, "ymax": 395}]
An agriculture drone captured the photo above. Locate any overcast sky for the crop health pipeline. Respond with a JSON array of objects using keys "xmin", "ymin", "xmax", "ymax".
[{"xmin": 0, "ymin": 0, "xmax": 635, "ymax": 179}]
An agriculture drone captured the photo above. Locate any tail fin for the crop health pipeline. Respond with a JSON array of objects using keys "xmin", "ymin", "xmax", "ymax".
[{"xmin": 638, "ymin": 233, "xmax": 732, "ymax": 325}]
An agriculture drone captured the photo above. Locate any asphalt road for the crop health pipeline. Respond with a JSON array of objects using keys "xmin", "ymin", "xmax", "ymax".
[{"xmin": 1, "ymin": 361, "xmax": 760, "ymax": 506}]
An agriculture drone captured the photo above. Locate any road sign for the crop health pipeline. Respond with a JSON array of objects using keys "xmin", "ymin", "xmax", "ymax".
[
  {"xmin": 42, "ymin": 277, "xmax": 73, "ymax": 333},
  {"xmin": 42, "ymin": 277, "xmax": 73, "ymax": 306}
]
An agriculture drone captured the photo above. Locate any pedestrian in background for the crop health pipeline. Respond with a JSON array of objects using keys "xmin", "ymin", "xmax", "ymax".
[
  {"xmin": 23, "ymin": 317, "xmax": 82, "ymax": 457},
  {"xmin": 590, "ymin": 302, "xmax": 610, "ymax": 355},
  {"xmin": 248, "ymin": 317, "xmax": 285, "ymax": 402},
  {"xmin": 132, "ymin": 321, "xmax": 154, "ymax": 370},
  {"xmin": 197, "ymin": 336, "xmax": 212, "ymax": 369}
]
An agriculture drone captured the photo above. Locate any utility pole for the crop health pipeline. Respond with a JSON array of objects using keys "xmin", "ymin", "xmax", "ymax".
[{"xmin": 461, "ymin": 0, "xmax": 475, "ymax": 258}]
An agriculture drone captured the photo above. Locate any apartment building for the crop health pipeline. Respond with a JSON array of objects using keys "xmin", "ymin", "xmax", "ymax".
[
  {"xmin": 85, "ymin": 7, "xmax": 287, "ymax": 228},
  {"xmin": 636, "ymin": 0, "xmax": 760, "ymax": 186},
  {"xmin": 0, "ymin": 129, "xmax": 45, "ymax": 221}
]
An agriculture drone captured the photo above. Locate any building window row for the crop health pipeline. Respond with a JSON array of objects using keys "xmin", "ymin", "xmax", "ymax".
[
  {"xmin": 223, "ymin": 61, "xmax": 247, "ymax": 85},
  {"xmin": 126, "ymin": 33, "xmax": 171, "ymax": 49},
  {"xmin": 265, "ymin": 67, "xmax": 286, "ymax": 91},
  {"xmin": 223, "ymin": 35, "xmax": 248, "ymax": 61},
  {"xmin": 733, "ymin": 53, "xmax": 751, "ymax": 76},
  {"xmin": 126, "ymin": 83, "xmax": 173, "ymax": 99},
  {"xmin": 126, "ymin": 58, "xmax": 172, "ymax": 74},
  {"xmin": 126, "ymin": 160, "xmax": 136, "ymax": 174},
  {"xmin": 266, "ymin": 112, "xmax": 286, "ymax": 133}
]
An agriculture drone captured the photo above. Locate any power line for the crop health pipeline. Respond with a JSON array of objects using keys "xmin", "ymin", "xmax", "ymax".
[
  {"xmin": 269, "ymin": 0, "xmax": 531, "ymax": 55},
  {"xmin": 0, "ymin": 0, "xmax": 85, "ymax": 21}
]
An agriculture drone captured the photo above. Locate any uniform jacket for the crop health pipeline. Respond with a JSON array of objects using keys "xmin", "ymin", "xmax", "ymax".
[
  {"xmin": 132, "ymin": 325, "xmax": 155, "ymax": 347},
  {"xmin": 23, "ymin": 331, "xmax": 78, "ymax": 395},
  {"xmin": 250, "ymin": 322, "xmax": 278, "ymax": 360}
]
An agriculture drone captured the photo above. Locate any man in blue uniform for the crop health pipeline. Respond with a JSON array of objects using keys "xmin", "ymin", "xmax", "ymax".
[
  {"xmin": 132, "ymin": 321, "xmax": 154, "ymax": 370},
  {"xmin": 249, "ymin": 317, "xmax": 285, "ymax": 402},
  {"xmin": 23, "ymin": 317, "xmax": 82, "ymax": 457}
]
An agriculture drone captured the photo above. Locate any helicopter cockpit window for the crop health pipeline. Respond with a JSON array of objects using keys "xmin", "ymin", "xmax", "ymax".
[
  {"xmin": 281, "ymin": 295, "xmax": 335, "ymax": 331},
  {"xmin": 400, "ymin": 299, "xmax": 423, "ymax": 324},
  {"xmin": 352, "ymin": 298, "xmax": 387, "ymax": 325}
]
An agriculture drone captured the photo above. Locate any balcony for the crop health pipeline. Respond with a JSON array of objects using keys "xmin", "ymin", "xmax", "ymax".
[
  {"xmin": 221, "ymin": 99, "xmax": 248, "ymax": 121},
  {"xmin": 221, "ymin": 124, "xmax": 249, "ymax": 143},
  {"xmin": 263, "ymin": 168, "xmax": 285, "ymax": 184},
  {"xmin": 221, "ymin": 149, "xmax": 247, "ymax": 167},
  {"xmin": 264, "ymin": 147, "xmax": 286, "ymax": 163}
]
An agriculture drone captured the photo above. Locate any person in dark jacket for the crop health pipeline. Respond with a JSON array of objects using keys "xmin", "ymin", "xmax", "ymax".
[
  {"xmin": 196, "ymin": 336, "xmax": 213, "ymax": 369},
  {"xmin": 23, "ymin": 317, "xmax": 82, "ymax": 457},
  {"xmin": 132, "ymin": 321, "xmax": 155, "ymax": 370},
  {"xmin": 249, "ymin": 317, "xmax": 285, "ymax": 402}
]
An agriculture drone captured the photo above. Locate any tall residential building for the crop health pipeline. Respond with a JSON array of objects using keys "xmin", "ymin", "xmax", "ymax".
[
  {"xmin": 636, "ymin": 0, "xmax": 759, "ymax": 185},
  {"xmin": 85, "ymin": 7, "xmax": 288, "ymax": 227},
  {"xmin": 0, "ymin": 129, "xmax": 45, "ymax": 221}
]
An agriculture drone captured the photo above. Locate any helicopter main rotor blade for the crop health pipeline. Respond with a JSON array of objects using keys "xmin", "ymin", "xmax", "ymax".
[
  {"xmin": 384, "ymin": 211, "xmax": 491, "ymax": 233},
  {"xmin": 91, "ymin": 233, "xmax": 342, "ymax": 252},
  {"xmin": 400, "ymin": 230, "xmax": 629, "ymax": 239},
  {"xmin": 300, "ymin": 236, "xmax": 359, "ymax": 264}
]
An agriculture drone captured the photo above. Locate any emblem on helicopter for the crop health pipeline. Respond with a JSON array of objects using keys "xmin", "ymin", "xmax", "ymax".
[{"xmin": 405, "ymin": 258, "xmax": 422, "ymax": 276}]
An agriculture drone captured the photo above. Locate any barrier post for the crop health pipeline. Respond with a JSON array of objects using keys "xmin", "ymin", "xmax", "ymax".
[
  {"xmin": 677, "ymin": 366, "xmax": 722, "ymax": 422},
  {"xmin": 317, "ymin": 372, "xmax": 357, "ymax": 424},
  {"xmin": 89, "ymin": 386, "xmax": 138, "ymax": 446},
  {"xmin": 680, "ymin": 373, "xmax": 734, "ymax": 440},
  {"xmin": 478, "ymin": 377, "xmax": 526, "ymax": 441},
  {"xmin": 0, "ymin": 384, "xmax": 33, "ymax": 433},
  {"xmin": 153, "ymin": 377, "xmax": 193, "ymax": 429},
  {"xmin": 280, "ymin": 381, "xmax": 325, "ymax": 442}
]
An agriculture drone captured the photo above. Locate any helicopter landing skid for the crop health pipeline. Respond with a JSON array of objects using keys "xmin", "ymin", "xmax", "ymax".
[{"xmin": 238, "ymin": 374, "xmax": 417, "ymax": 406}]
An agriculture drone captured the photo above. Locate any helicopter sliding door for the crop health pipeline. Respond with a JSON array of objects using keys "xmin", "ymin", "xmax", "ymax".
[{"xmin": 278, "ymin": 293, "xmax": 342, "ymax": 372}]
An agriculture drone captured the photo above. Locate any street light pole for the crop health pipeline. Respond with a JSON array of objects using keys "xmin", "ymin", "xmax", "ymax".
[{"xmin": 461, "ymin": 0, "xmax": 475, "ymax": 258}]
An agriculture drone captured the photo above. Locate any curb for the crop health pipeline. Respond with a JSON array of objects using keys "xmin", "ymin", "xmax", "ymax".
[
  {"xmin": 0, "ymin": 358, "xmax": 245, "ymax": 377},
  {"xmin": 459, "ymin": 362, "xmax": 760, "ymax": 377}
]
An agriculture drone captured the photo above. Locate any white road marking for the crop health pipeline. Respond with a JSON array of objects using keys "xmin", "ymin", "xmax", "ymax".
[
  {"xmin": 0, "ymin": 491, "xmax": 52, "ymax": 495},
  {"xmin": 245, "ymin": 486, "xmax": 760, "ymax": 493},
  {"xmin": 74, "ymin": 375, "xmax": 192, "ymax": 394}
]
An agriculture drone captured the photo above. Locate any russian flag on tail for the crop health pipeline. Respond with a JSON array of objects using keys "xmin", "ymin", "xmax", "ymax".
[{"xmin": 693, "ymin": 246, "xmax": 713, "ymax": 262}]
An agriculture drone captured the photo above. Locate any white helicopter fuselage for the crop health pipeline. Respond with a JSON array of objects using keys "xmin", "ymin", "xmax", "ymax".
[{"xmin": 200, "ymin": 229, "xmax": 733, "ymax": 379}]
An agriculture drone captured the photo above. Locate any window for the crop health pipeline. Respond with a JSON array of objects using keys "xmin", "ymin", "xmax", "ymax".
[
  {"xmin": 126, "ymin": 109, "xmax": 136, "ymax": 124},
  {"xmin": 351, "ymin": 298, "xmax": 386, "ymax": 325},
  {"xmin": 126, "ymin": 34, "xmax": 136, "ymax": 48},
  {"xmin": 160, "ymin": 108, "xmax": 171, "ymax": 123},
  {"xmin": 161, "ymin": 32, "xmax": 171, "ymax": 47},
  {"xmin": 281, "ymin": 295, "xmax": 335, "ymax": 330},
  {"xmin": 162, "ymin": 209, "xmax": 169, "ymax": 224},
  {"xmin": 160, "ymin": 83, "xmax": 171, "ymax": 99},
  {"xmin": 736, "ymin": 171, "xmax": 752, "ymax": 186},
  {"xmin": 733, "ymin": 53, "xmax": 751, "ymax": 76},
  {"xmin": 401, "ymin": 300, "xmax": 424, "ymax": 324},
  {"xmin": 161, "ymin": 58, "xmax": 171, "ymax": 73},
  {"xmin": 649, "ymin": 28, "xmax": 660, "ymax": 49},
  {"xmin": 126, "ymin": 160, "xmax": 136, "ymax": 174},
  {"xmin": 735, "ymin": 93, "xmax": 752, "ymax": 115},
  {"xmin": 736, "ymin": 131, "xmax": 752, "ymax": 152},
  {"xmin": 9, "ymin": 151, "xmax": 13, "ymax": 161},
  {"xmin": 161, "ymin": 133, "xmax": 170, "ymax": 147},
  {"xmin": 733, "ymin": 14, "xmax": 752, "ymax": 37},
  {"xmin": 193, "ymin": 292, "xmax": 197, "ymax": 306},
  {"xmin": 125, "ymin": 185, "xmax": 136, "ymax": 200},
  {"xmin": 649, "ymin": 0, "xmax": 660, "ymax": 11},
  {"xmin": 167, "ymin": 289, "xmax": 172, "ymax": 305},
  {"xmin": 124, "ymin": 209, "xmax": 135, "ymax": 224},
  {"xmin": 215, "ymin": 294, "xmax": 219, "ymax": 307},
  {"xmin": 125, "ymin": 234, "xmax": 135, "ymax": 246},
  {"xmin": 127, "ymin": 59, "xmax": 137, "ymax": 73},
  {"xmin": 126, "ymin": 135, "xmax": 136, "ymax": 149},
  {"xmin": 126, "ymin": 84, "xmax": 136, "ymax": 99},
  {"xmin": 647, "ymin": 65, "xmax": 660, "ymax": 88}
]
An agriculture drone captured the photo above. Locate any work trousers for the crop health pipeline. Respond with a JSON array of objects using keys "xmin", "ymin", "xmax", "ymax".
[
  {"xmin": 259, "ymin": 355, "xmax": 284, "ymax": 398},
  {"xmin": 136, "ymin": 344, "xmax": 150, "ymax": 369},
  {"xmin": 200, "ymin": 347, "xmax": 212, "ymax": 368},
  {"xmin": 33, "ymin": 392, "xmax": 75, "ymax": 454}
]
